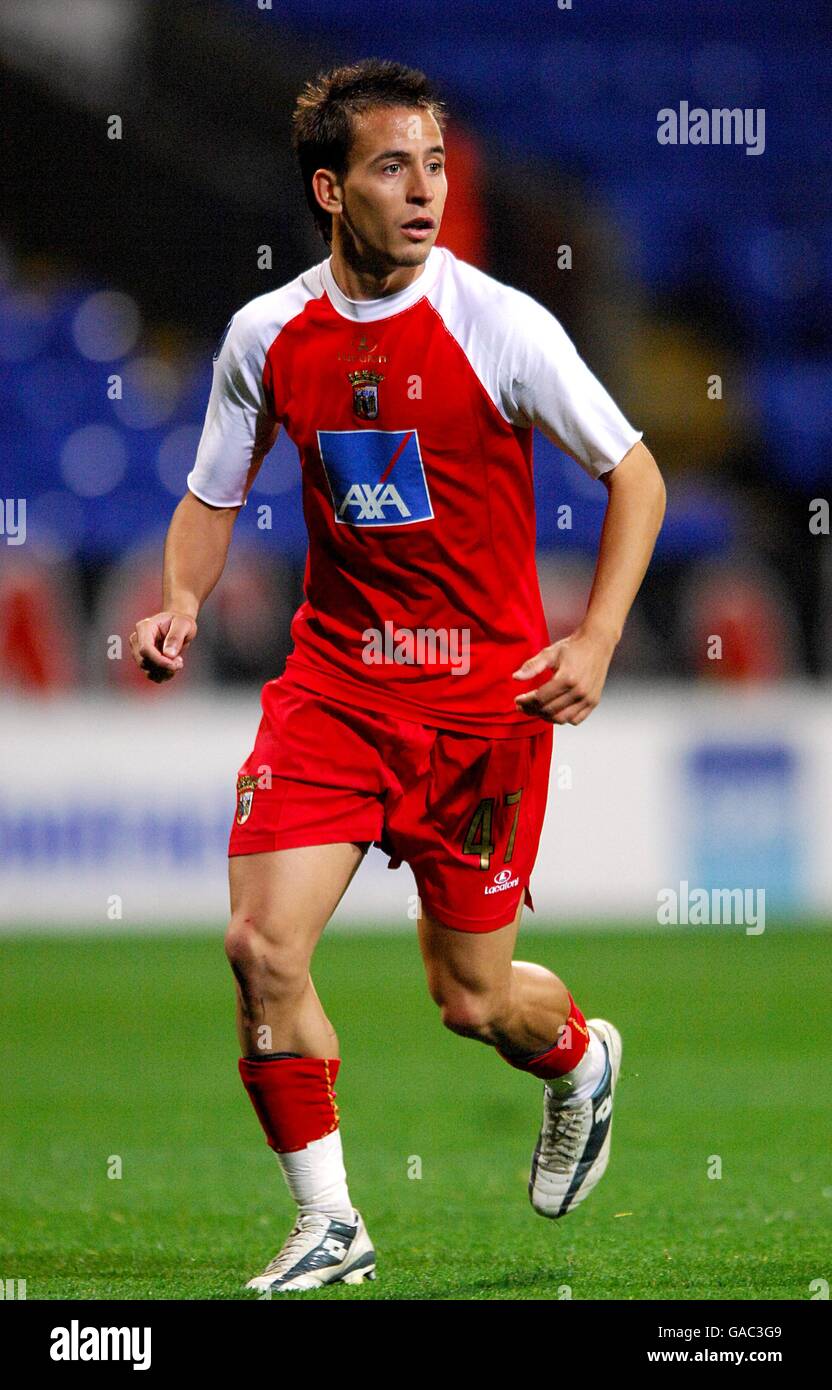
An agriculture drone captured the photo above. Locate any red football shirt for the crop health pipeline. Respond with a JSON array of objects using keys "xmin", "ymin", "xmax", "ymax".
[{"xmin": 188, "ymin": 247, "xmax": 641, "ymax": 736}]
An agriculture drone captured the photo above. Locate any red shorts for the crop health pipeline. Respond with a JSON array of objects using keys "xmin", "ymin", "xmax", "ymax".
[{"xmin": 228, "ymin": 677, "xmax": 553, "ymax": 932}]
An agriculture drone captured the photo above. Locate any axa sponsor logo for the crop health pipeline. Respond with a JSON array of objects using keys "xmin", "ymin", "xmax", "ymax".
[
  {"xmin": 485, "ymin": 868, "xmax": 519, "ymax": 895},
  {"xmin": 318, "ymin": 428, "xmax": 433, "ymax": 528},
  {"xmin": 339, "ymin": 482, "xmax": 411, "ymax": 521}
]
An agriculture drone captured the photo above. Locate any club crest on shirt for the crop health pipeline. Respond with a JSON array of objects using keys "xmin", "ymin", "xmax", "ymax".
[
  {"xmin": 348, "ymin": 369, "xmax": 384, "ymax": 420},
  {"xmin": 235, "ymin": 774, "xmax": 259, "ymax": 825}
]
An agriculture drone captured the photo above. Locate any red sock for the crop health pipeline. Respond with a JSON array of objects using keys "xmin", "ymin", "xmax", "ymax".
[
  {"xmin": 497, "ymin": 992, "xmax": 590, "ymax": 1079},
  {"xmin": 238, "ymin": 1055, "xmax": 341, "ymax": 1153}
]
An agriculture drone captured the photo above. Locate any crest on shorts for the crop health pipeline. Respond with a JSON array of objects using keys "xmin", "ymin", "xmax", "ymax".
[
  {"xmin": 348, "ymin": 369, "xmax": 383, "ymax": 420},
  {"xmin": 235, "ymin": 774, "xmax": 259, "ymax": 825}
]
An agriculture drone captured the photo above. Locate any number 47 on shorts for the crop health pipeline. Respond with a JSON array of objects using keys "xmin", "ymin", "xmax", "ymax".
[{"xmin": 462, "ymin": 791, "xmax": 523, "ymax": 871}]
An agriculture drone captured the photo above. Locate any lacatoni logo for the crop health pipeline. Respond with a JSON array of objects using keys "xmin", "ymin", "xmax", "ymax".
[
  {"xmin": 485, "ymin": 868, "xmax": 519, "ymax": 895},
  {"xmin": 362, "ymin": 622, "xmax": 471, "ymax": 676},
  {"xmin": 50, "ymin": 1321, "xmax": 151, "ymax": 1370},
  {"xmin": 317, "ymin": 428, "xmax": 433, "ymax": 527},
  {"xmin": 657, "ymin": 102, "xmax": 765, "ymax": 156}
]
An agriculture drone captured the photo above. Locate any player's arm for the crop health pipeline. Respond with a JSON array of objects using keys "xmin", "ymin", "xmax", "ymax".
[
  {"xmin": 130, "ymin": 306, "xmax": 279, "ymax": 684},
  {"xmin": 499, "ymin": 292, "xmax": 665, "ymax": 724},
  {"xmin": 514, "ymin": 438, "xmax": 665, "ymax": 724},
  {"xmin": 129, "ymin": 492, "xmax": 242, "ymax": 683}
]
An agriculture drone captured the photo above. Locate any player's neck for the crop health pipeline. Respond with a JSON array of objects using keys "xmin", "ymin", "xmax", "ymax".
[{"xmin": 328, "ymin": 238, "xmax": 427, "ymax": 302}]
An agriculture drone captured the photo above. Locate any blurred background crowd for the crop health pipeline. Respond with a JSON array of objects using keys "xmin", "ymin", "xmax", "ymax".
[{"xmin": 2, "ymin": 0, "xmax": 830, "ymax": 695}]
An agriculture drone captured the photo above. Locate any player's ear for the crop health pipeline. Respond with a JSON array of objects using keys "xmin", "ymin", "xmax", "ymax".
[{"xmin": 312, "ymin": 167, "xmax": 343, "ymax": 219}]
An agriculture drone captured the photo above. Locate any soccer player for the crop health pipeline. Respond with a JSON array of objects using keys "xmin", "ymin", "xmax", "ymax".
[{"xmin": 130, "ymin": 59, "xmax": 665, "ymax": 1294}]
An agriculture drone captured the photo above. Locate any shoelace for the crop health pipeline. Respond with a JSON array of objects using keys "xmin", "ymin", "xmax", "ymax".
[
  {"xmin": 539, "ymin": 1096, "xmax": 590, "ymax": 1172},
  {"xmin": 261, "ymin": 1215, "xmax": 332, "ymax": 1278}
]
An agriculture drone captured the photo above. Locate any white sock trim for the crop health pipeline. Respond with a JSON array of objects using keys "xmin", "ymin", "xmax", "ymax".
[
  {"xmin": 560, "ymin": 1030, "xmax": 607, "ymax": 1104},
  {"xmin": 274, "ymin": 1129, "xmax": 354, "ymax": 1222}
]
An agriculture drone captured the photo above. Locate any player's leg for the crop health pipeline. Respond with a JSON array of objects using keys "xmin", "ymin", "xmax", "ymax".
[
  {"xmin": 224, "ymin": 680, "xmax": 391, "ymax": 1291},
  {"xmin": 418, "ymin": 898, "xmax": 603, "ymax": 1087},
  {"xmin": 226, "ymin": 841, "xmax": 363, "ymax": 1058},
  {"xmin": 399, "ymin": 723, "xmax": 620, "ymax": 1220},
  {"xmin": 418, "ymin": 895, "xmax": 571, "ymax": 1055},
  {"xmin": 418, "ymin": 900, "xmax": 621, "ymax": 1220},
  {"xmin": 408, "ymin": 725, "xmax": 584, "ymax": 1064},
  {"xmin": 227, "ymin": 842, "xmax": 376, "ymax": 1292}
]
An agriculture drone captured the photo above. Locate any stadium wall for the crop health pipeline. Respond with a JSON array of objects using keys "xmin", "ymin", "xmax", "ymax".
[{"xmin": 1, "ymin": 686, "xmax": 830, "ymax": 932}]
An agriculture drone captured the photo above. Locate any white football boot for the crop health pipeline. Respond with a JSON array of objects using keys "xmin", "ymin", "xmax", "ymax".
[
  {"xmin": 245, "ymin": 1210, "xmax": 376, "ymax": 1293},
  {"xmin": 528, "ymin": 1019, "xmax": 622, "ymax": 1219}
]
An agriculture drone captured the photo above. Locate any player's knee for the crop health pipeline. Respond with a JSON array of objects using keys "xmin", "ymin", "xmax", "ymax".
[
  {"xmin": 224, "ymin": 914, "xmax": 308, "ymax": 1001},
  {"xmin": 436, "ymin": 985, "xmax": 502, "ymax": 1041}
]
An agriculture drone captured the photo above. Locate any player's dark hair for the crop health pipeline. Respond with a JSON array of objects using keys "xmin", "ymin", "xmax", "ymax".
[{"xmin": 292, "ymin": 58, "xmax": 448, "ymax": 246}]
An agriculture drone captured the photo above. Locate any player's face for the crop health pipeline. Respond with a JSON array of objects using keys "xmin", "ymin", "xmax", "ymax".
[{"xmin": 335, "ymin": 106, "xmax": 447, "ymax": 269}]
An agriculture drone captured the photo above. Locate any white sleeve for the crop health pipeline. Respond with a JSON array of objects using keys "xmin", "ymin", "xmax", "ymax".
[
  {"xmin": 499, "ymin": 293, "xmax": 642, "ymax": 479},
  {"xmin": 186, "ymin": 311, "xmax": 277, "ymax": 508}
]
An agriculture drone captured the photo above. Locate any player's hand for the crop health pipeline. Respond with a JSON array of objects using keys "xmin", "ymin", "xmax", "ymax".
[
  {"xmin": 129, "ymin": 611, "xmax": 198, "ymax": 683},
  {"xmin": 512, "ymin": 624, "xmax": 616, "ymax": 725}
]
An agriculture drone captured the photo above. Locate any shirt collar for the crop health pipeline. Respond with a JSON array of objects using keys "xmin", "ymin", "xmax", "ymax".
[{"xmin": 321, "ymin": 247, "xmax": 443, "ymax": 322}]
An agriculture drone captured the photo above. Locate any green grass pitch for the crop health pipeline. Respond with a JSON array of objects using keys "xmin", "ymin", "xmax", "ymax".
[{"xmin": 0, "ymin": 925, "xmax": 829, "ymax": 1300}]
